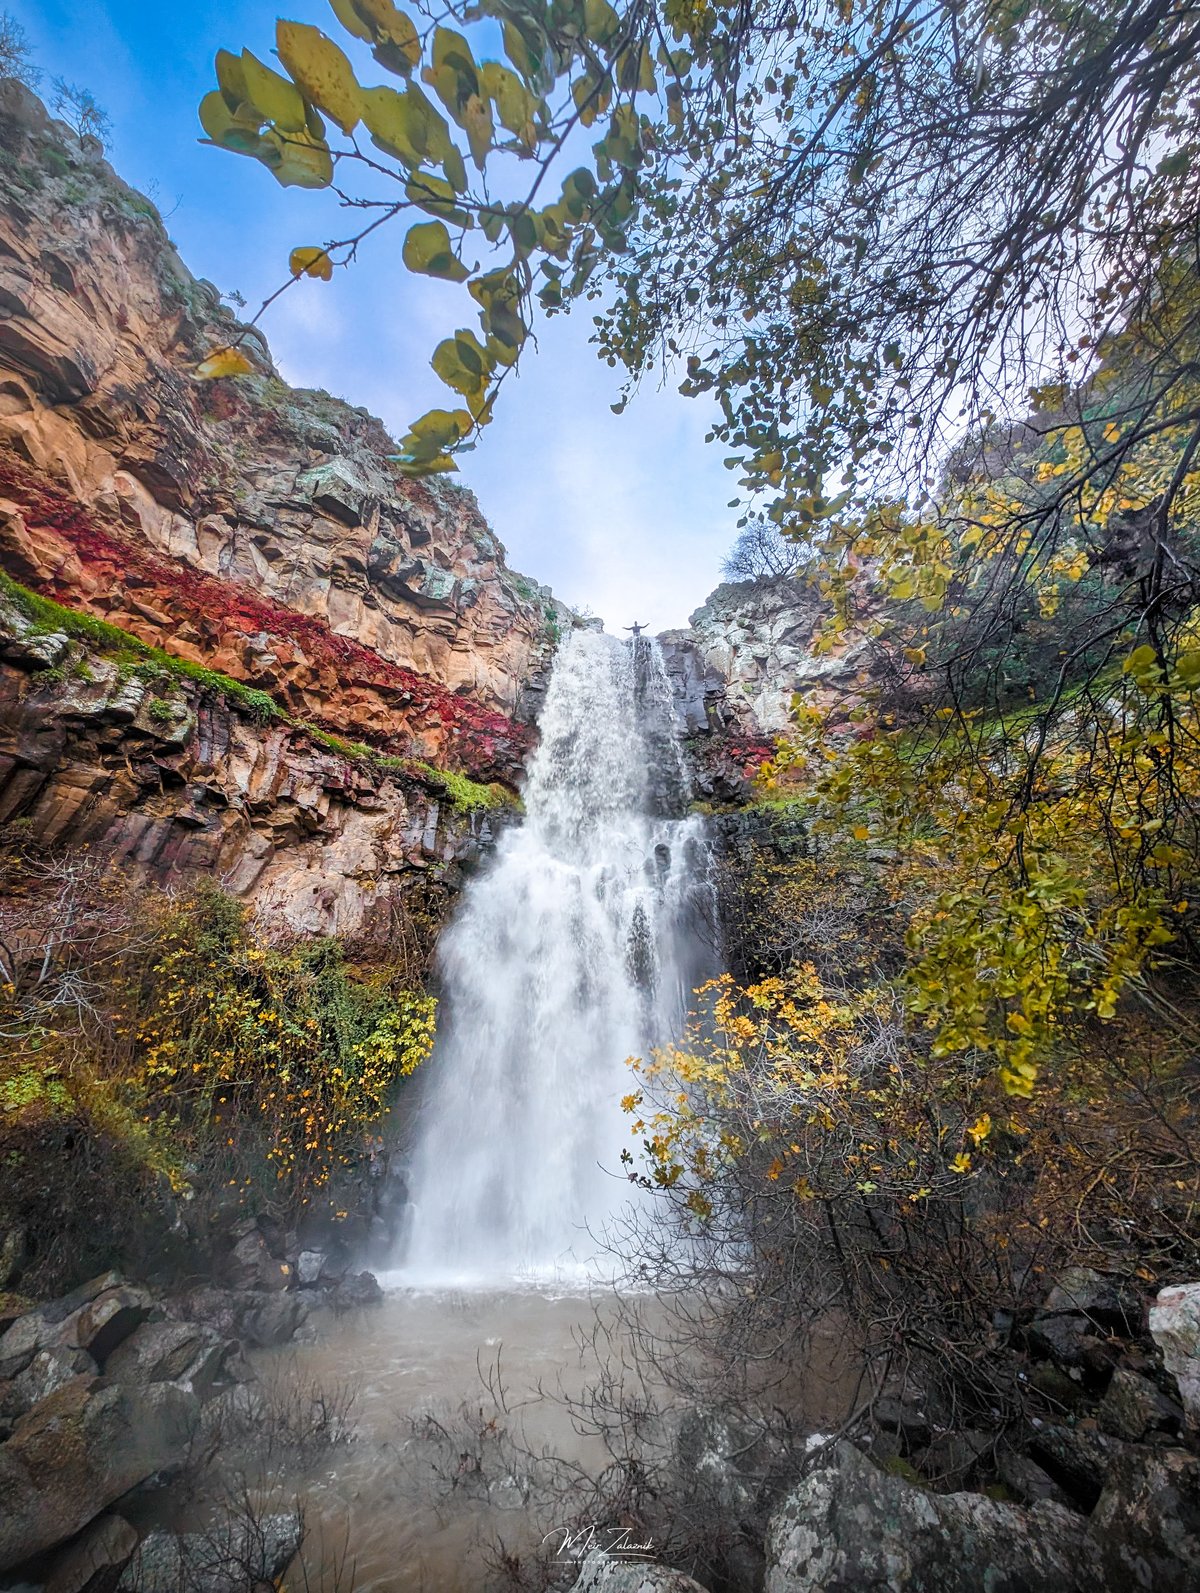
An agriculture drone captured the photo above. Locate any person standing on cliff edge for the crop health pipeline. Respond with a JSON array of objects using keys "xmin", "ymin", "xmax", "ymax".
[{"xmin": 626, "ymin": 622, "xmax": 646, "ymax": 639}]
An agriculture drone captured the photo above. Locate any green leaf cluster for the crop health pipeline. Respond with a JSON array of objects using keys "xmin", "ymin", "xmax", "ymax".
[{"xmin": 200, "ymin": 0, "xmax": 669, "ymax": 471}]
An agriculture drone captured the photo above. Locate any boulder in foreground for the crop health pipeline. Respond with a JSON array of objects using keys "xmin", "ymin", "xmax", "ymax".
[
  {"xmin": 0, "ymin": 1376, "xmax": 198, "ymax": 1572},
  {"xmin": 765, "ymin": 1438, "xmax": 1087, "ymax": 1593}
]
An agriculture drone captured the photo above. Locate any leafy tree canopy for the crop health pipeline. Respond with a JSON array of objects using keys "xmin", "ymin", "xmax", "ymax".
[{"xmin": 199, "ymin": 1, "xmax": 1200, "ymax": 491}]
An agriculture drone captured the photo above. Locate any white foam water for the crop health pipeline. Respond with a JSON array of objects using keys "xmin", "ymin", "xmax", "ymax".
[{"xmin": 397, "ymin": 630, "xmax": 713, "ymax": 1286}]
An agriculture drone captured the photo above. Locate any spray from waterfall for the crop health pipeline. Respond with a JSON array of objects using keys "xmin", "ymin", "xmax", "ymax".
[{"xmin": 398, "ymin": 630, "xmax": 714, "ymax": 1286}]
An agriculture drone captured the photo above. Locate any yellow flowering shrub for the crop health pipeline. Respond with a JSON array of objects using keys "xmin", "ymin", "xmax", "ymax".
[
  {"xmin": 129, "ymin": 885, "xmax": 437, "ymax": 1206},
  {"xmin": 0, "ymin": 863, "xmax": 437, "ymax": 1234}
]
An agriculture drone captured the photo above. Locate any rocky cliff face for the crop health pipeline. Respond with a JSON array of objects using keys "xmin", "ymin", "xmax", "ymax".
[
  {"xmin": 682, "ymin": 577, "xmax": 872, "ymax": 733},
  {"xmin": 0, "ymin": 82, "xmax": 567, "ymax": 774},
  {"xmin": 0, "ymin": 589, "xmax": 507, "ymax": 938},
  {"xmin": 658, "ymin": 575, "xmax": 879, "ymax": 800},
  {"xmin": 0, "ymin": 82, "xmax": 566, "ymax": 932}
]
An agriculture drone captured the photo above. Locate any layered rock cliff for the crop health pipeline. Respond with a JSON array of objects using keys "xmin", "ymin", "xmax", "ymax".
[
  {"xmin": 659, "ymin": 576, "xmax": 877, "ymax": 800},
  {"xmin": 0, "ymin": 81, "xmax": 567, "ymax": 933}
]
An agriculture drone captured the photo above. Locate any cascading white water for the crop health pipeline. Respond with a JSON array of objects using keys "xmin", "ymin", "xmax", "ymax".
[{"xmin": 399, "ymin": 629, "xmax": 713, "ymax": 1286}]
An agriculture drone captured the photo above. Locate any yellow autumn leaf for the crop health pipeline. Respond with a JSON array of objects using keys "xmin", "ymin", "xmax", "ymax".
[
  {"xmin": 966, "ymin": 1112, "xmax": 991, "ymax": 1145},
  {"xmin": 276, "ymin": 20, "xmax": 364, "ymax": 134},
  {"xmin": 852, "ymin": 825, "xmax": 870, "ymax": 841},
  {"xmin": 195, "ymin": 346, "xmax": 255, "ymax": 379},
  {"xmin": 949, "ymin": 1151, "xmax": 972, "ymax": 1174},
  {"xmin": 289, "ymin": 245, "xmax": 334, "ymax": 280}
]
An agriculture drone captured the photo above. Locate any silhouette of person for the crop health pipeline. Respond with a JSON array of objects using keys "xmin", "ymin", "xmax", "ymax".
[{"xmin": 626, "ymin": 621, "xmax": 646, "ymax": 638}]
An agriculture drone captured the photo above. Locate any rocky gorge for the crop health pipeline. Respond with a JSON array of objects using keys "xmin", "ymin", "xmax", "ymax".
[{"xmin": 2, "ymin": 67, "xmax": 1200, "ymax": 1593}]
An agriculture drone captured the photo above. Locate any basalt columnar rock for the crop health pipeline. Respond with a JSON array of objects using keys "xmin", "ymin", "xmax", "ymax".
[
  {"xmin": 0, "ymin": 80, "xmax": 570, "ymax": 923},
  {"xmin": 0, "ymin": 586, "xmax": 513, "ymax": 934}
]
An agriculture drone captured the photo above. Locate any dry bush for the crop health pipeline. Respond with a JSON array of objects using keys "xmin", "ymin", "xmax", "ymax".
[{"xmin": 202, "ymin": 1359, "xmax": 358, "ymax": 1475}]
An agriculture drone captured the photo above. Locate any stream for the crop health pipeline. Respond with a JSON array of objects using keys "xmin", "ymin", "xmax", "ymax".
[{"xmin": 277, "ymin": 1288, "xmax": 624, "ymax": 1592}]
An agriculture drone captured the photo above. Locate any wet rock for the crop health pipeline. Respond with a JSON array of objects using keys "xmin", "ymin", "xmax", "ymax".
[
  {"xmin": 673, "ymin": 1407, "xmax": 786, "ymax": 1513},
  {"xmin": 1150, "ymin": 1282, "xmax": 1200, "ymax": 1428},
  {"xmin": 29, "ymin": 1272, "xmax": 122, "ymax": 1320},
  {"xmin": 570, "ymin": 1550, "xmax": 711, "ymax": 1592},
  {"xmin": 0, "ymin": 1344, "xmax": 96, "ymax": 1421},
  {"xmin": 997, "ymin": 1451, "xmax": 1075, "ymax": 1511},
  {"xmin": 1096, "ymin": 1367, "xmax": 1181, "ymax": 1442},
  {"xmin": 917, "ymin": 1429, "xmax": 992, "ymax": 1489},
  {"xmin": 671, "ymin": 1407, "xmax": 787, "ymax": 1589},
  {"xmin": 0, "ymin": 1276, "xmax": 150, "ymax": 1379},
  {"xmin": 223, "ymin": 1226, "xmax": 289, "ymax": 1293},
  {"xmin": 239, "ymin": 1291, "xmax": 309, "ymax": 1348},
  {"xmin": 1028, "ymin": 1360, "xmax": 1088, "ymax": 1410},
  {"xmin": 1028, "ymin": 1422, "xmax": 1127, "ymax": 1508},
  {"xmin": 1028, "ymin": 1268, "xmax": 1142, "ymax": 1369},
  {"xmin": 164, "ymin": 1286, "xmax": 243, "ymax": 1338},
  {"xmin": 327, "ymin": 1270, "xmax": 383, "ymax": 1311},
  {"xmin": 0, "ymin": 1300, "xmax": 80, "ymax": 1378},
  {"xmin": 1027, "ymin": 1312, "xmax": 1096, "ymax": 1367},
  {"xmin": 0, "ymin": 1376, "xmax": 198, "ymax": 1573},
  {"xmin": 296, "ymin": 1249, "xmax": 326, "ymax": 1286},
  {"xmin": 1086, "ymin": 1444, "xmax": 1200, "ymax": 1592},
  {"xmin": 1042, "ymin": 1268, "xmax": 1141, "ymax": 1330},
  {"xmin": 45, "ymin": 1513, "xmax": 138, "ymax": 1593},
  {"xmin": 117, "ymin": 1512, "xmax": 302, "ymax": 1593},
  {"xmin": 674, "ymin": 578, "xmax": 840, "ymax": 738},
  {"xmin": 764, "ymin": 1437, "xmax": 1089, "ymax": 1592},
  {"xmin": 62, "ymin": 1284, "xmax": 155, "ymax": 1362},
  {"xmin": 163, "ymin": 1285, "xmax": 305, "ymax": 1348},
  {"xmin": 103, "ymin": 1321, "xmax": 236, "ymax": 1400}
]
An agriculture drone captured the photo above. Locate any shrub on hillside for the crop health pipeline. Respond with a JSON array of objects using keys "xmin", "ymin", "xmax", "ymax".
[{"xmin": 0, "ymin": 845, "xmax": 436, "ymax": 1291}]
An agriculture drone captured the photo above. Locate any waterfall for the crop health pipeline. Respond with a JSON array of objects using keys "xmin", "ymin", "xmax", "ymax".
[{"xmin": 399, "ymin": 630, "xmax": 713, "ymax": 1286}]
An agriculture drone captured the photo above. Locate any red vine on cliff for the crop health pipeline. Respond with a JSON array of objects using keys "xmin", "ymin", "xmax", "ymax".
[{"xmin": 0, "ymin": 460, "xmax": 531, "ymax": 778}]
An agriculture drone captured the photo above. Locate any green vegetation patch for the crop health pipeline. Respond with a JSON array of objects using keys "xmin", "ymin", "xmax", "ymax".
[
  {"xmin": 409, "ymin": 761, "xmax": 519, "ymax": 813},
  {"xmin": 0, "ymin": 570, "xmax": 279, "ymax": 723}
]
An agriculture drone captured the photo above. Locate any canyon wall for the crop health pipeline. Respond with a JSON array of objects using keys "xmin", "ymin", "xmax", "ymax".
[
  {"xmin": 659, "ymin": 576, "xmax": 877, "ymax": 800},
  {"xmin": 0, "ymin": 81, "xmax": 568, "ymax": 933}
]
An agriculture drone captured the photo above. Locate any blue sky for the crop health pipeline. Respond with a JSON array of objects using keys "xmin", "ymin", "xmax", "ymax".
[{"xmin": 16, "ymin": 0, "xmax": 739, "ymax": 631}]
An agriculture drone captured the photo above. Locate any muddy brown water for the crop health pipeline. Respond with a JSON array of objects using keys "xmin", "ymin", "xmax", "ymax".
[
  {"xmin": 266, "ymin": 1287, "xmax": 634, "ymax": 1592},
  {"xmin": 262, "ymin": 1286, "xmax": 863, "ymax": 1593}
]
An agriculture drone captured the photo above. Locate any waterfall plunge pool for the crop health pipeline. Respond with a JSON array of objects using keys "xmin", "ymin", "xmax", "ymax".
[{"xmin": 262, "ymin": 1285, "xmax": 658, "ymax": 1592}]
